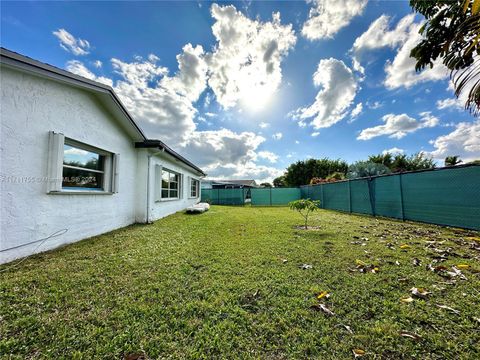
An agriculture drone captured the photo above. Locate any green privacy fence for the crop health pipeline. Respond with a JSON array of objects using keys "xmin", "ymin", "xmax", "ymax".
[
  {"xmin": 251, "ymin": 187, "xmax": 302, "ymax": 206},
  {"xmin": 301, "ymin": 165, "xmax": 480, "ymax": 230},
  {"xmin": 200, "ymin": 165, "xmax": 480, "ymax": 230},
  {"xmin": 201, "ymin": 188, "xmax": 246, "ymax": 205}
]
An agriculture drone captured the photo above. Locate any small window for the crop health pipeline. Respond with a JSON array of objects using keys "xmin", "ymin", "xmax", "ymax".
[
  {"xmin": 190, "ymin": 178, "xmax": 199, "ymax": 198},
  {"xmin": 161, "ymin": 169, "xmax": 180, "ymax": 199}
]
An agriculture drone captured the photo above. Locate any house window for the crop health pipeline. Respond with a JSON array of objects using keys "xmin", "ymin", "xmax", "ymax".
[
  {"xmin": 161, "ymin": 169, "xmax": 180, "ymax": 199},
  {"xmin": 47, "ymin": 132, "xmax": 119, "ymax": 194},
  {"xmin": 62, "ymin": 143, "xmax": 106, "ymax": 190},
  {"xmin": 190, "ymin": 178, "xmax": 199, "ymax": 198}
]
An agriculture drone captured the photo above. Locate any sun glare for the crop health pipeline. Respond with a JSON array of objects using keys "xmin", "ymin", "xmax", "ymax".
[{"xmin": 240, "ymin": 84, "xmax": 274, "ymax": 113}]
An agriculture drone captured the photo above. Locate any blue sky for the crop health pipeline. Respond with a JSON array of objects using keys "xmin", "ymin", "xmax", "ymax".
[{"xmin": 2, "ymin": 1, "xmax": 479, "ymax": 182}]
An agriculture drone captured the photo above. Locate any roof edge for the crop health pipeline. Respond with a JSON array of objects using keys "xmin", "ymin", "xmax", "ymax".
[
  {"xmin": 135, "ymin": 140, "xmax": 206, "ymax": 176},
  {"xmin": 1, "ymin": 47, "xmax": 206, "ymax": 177},
  {"xmin": 0, "ymin": 47, "xmax": 147, "ymax": 141}
]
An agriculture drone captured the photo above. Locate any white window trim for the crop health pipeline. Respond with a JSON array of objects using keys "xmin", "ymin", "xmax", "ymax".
[
  {"xmin": 159, "ymin": 167, "xmax": 181, "ymax": 201},
  {"xmin": 189, "ymin": 177, "xmax": 200, "ymax": 199},
  {"xmin": 47, "ymin": 131, "xmax": 118, "ymax": 195}
]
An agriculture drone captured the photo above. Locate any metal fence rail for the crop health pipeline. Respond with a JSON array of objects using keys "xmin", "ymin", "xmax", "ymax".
[{"xmin": 200, "ymin": 165, "xmax": 480, "ymax": 230}]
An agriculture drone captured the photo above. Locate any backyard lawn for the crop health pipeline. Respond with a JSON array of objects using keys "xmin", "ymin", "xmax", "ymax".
[{"xmin": 1, "ymin": 206, "xmax": 479, "ymax": 359}]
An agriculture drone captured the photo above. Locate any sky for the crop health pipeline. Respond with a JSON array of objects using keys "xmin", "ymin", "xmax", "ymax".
[{"xmin": 2, "ymin": 0, "xmax": 479, "ymax": 182}]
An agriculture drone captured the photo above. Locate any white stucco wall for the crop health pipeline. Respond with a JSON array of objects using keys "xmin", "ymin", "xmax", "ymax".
[
  {"xmin": 0, "ymin": 67, "xmax": 142, "ymax": 263},
  {"xmin": 149, "ymin": 152, "xmax": 201, "ymax": 221},
  {"xmin": 1, "ymin": 66, "xmax": 204, "ymax": 264}
]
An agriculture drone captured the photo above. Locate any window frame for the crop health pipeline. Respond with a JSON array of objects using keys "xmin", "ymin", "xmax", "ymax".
[
  {"xmin": 47, "ymin": 132, "xmax": 118, "ymax": 195},
  {"xmin": 189, "ymin": 177, "xmax": 199, "ymax": 198},
  {"xmin": 160, "ymin": 168, "xmax": 181, "ymax": 201},
  {"xmin": 62, "ymin": 139, "xmax": 110, "ymax": 192}
]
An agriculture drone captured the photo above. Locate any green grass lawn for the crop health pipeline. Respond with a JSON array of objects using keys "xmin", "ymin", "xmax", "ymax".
[{"xmin": 1, "ymin": 206, "xmax": 479, "ymax": 359}]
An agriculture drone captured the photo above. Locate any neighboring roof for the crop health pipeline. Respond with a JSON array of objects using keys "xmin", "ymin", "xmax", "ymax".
[
  {"xmin": 135, "ymin": 140, "xmax": 206, "ymax": 176},
  {"xmin": 205, "ymin": 179, "xmax": 258, "ymax": 187},
  {"xmin": 1, "ymin": 47, "xmax": 205, "ymax": 176}
]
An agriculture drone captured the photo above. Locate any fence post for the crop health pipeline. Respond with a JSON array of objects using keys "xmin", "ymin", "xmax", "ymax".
[
  {"xmin": 321, "ymin": 185, "xmax": 325, "ymax": 208},
  {"xmin": 348, "ymin": 180, "xmax": 352, "ymax": 213},
  {"xmin": 367, "ymin": 178, "xmax": 376, "ymax": 216},
  {"xmin": 399, "ymin": 173, "xmax": 405, "ymax": 221}
]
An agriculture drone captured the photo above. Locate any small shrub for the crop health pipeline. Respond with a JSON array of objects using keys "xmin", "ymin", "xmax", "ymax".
[{"xmin": 289, "ymin": 199, "xmax": 321, "ymax": 229}]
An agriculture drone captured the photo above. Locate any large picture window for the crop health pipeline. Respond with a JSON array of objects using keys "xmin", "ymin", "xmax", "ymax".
[
  {"xmin": 62, "ymin": 143, "xmax": 106, "ymax": 190},
  {"xmin": 190, "ymin": 178, "xmax": 199, "ymax": 198},
  {"xmin": 161, "ymin": 169, "xmax": 180, "ymax": 199}
]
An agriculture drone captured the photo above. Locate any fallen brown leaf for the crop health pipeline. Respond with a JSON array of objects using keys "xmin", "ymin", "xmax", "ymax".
[{"xmin": 353, "ymin": 349, "xmax": 366, "ymax": 357}]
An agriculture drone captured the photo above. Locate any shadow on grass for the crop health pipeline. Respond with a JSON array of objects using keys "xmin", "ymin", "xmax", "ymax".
[{"xmin": 293, "ymin": 228, "xmax": 336, "ymax": 241}]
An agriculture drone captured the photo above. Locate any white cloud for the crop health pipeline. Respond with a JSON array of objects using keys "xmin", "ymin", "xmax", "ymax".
[
  {"xmin": 206, "ymin": 162, "xmax": 283, "ymax": 184},
  {"xmin": 350, "ymin": 102, "xmax": 363, "ymax": 120},
  {"xmin": 436, "ymin": 82, "xmax": 470, "ymax": 111},
  {"xmin": 93, "ymin": 60, "xmax": 102, "ymax": 68},
  {"xmin": 352, "ymin": 14, "xmax": 448, "ymax": 89},
  {"xmin": 366, "ymin": 100, "xmax": 383, "ymax": 109},
  {"xmin": 352, "ymin": 14, "xmax": 414, "ymax": 54},
  {"xmin": 259, "ymin": 122, "xmax": 270, "ymax": 129},
  {"xmin": 181, "ymin": 129, "xmax": 264, "ymax": 168},
  {"xmin": 66, "ymin": 60, "xmax": 113, "ymax": 86},
  {"xmin": 382, "ymin": 147, "xmax": 404, "ymax": 155},
  {"xmin": 272, "ymin": 132, "xmax": 283, "ymax": 140},
  {"xmin": 162, "ymin": 44, "xmax": 209, "ymax": 102},
  {"xmin": 384, "ymin": 23, "xmax": 448, "ymax": 89},
  {"xmin": 257, "ymin": 151, "xmax": 279, "ymax": 163},
  {"xmin": 295, "ymin": 140, "xmax": 300, "ymax": 144},
  {"xmin": 111, "ymin": 44, "xmax": 207, "ymax": 144},
  {"xmin": 428, "ymin": 120, "xmax": 480, "ymax": 162},
  {"xmin": 204, "ymin": 112, "xmax": 217, "ymax": 117},
  {"xmin": 358, "ymin": 112, "xmax": 439, "ymax": 140},
  {"xmin": 206, "ymin": 3, "xmax": 296, "ymax": 110},
  {"xmin": 436, "ymin": 97, "xmax": 463, "ymax": 110},
  {"xmin": 58, "ymin": 5, "xmax": 296, "ymax": 182},
  {"xmin": 180, "ymin": 128, "xmax": 282, "ymax": 182},
  {"xmin": 290, "ymin": 58, "xmax": 358, "ymax": 129},
  {"xmin": 64, "ymin": 148, "xmax": 89, "ymax": 156},
  {"xmin": 53, "ymin": 28, "xmax": 90, "ymax": 56},
  {"xmin": 111, "ymin": 55, "xmax": 169, "ymax": 89},
  {"xmin": 302, "ymin": 0, "xmax": 368, "ymax": 40},
  {"xmin": 203, "ymin": 93, "xmax": 212, "ymax": 108},
  {"xmin": 311, "ymin": 132, "xmax": 320, "ymax": 137}
]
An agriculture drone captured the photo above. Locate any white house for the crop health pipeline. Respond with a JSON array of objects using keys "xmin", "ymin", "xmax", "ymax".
[{"xmin": 0, "ymin": 48, "xmax": 205, "ymax": 264}]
